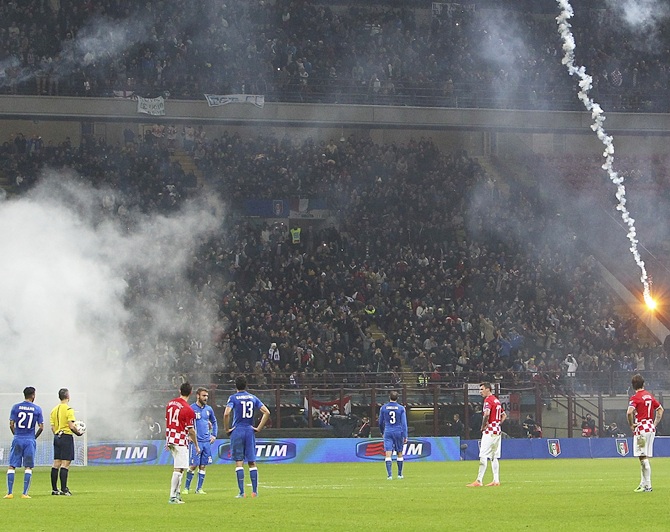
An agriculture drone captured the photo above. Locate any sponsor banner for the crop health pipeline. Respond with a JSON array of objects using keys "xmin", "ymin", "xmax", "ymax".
[
  {"xmin": 355, "ymin": 439, "xmax": 432, "ymax": 461},
  {"xmin": 217, "ymin": 441, "xmax": 297, "ymax": 462},
  {"xmin": 204, "ymin": 94, "xmax": 265, "ymax": 108},
  {"xmin": 88, "ymin": 443, "xmax": 159, "ymax": 465},
  {"xmin": 463, "ymin": 437, "xmax": 670, "ymax": 460},
  {"xmin": 87, "ymin": 438, "xmax": 460, "ymax": 465},
  {"xmin": 136, "ymin": 95, "xmax": 165, "ymax": 116}
]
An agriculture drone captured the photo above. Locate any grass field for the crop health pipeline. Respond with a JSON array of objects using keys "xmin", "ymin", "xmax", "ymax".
[{"xmin": 2, "ymin": 458, "xmax": 667, "ymax": 531}]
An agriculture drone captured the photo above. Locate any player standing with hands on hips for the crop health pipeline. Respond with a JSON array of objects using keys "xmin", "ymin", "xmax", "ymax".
[
  {"xmin": 467, "ymin": 382, "xmax": 507, "ymax": 487},
  {"xmin": 165, "ymin": 382, "xmax": 199, "ymax": 504},
  {"xmin": 627, "ymin": 374, "xmax": 663, "ymax": 492},
  {"xmin": 224, "ymin": 375, "xmax": 270, "ymax": 498},
  {"xmin": 379, "ymin": 390, "xmax": 408, "ymax": 480}
]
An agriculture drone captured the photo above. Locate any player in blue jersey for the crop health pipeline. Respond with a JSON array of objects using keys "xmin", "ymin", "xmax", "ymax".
[
  {"xmin": 379, "ymin": 390, "xmax": 408, "ymax": 480},
  {"xmin": 5, "ymin": 387, "xmax": 44, "ymax": 499},
  {"xmin": 183, "ymin": 387, "xmax": 218, "ymax": 495},
  {"xmin": 223, "ymin": 375, "xmax": 270, "ymax": 498}
]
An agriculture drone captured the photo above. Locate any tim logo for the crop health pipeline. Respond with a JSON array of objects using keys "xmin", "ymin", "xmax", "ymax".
[
  {"xmin": 218, "ymin": 441, "xmax": 296, "ymax": 462},
  {"xmin": 88, "ymin": 444, "xmax": 158, "ymax": 464},
  {"xmin": 355, "ymin": 440, "xmax": 432, "ymax": 461},
  {"xmin": 616, "ymin": 439, "xmax": 629, "ymax": 456},
  {"xmin": 547, "ymin": 439, "xmax": 561, "ymax": 457}
]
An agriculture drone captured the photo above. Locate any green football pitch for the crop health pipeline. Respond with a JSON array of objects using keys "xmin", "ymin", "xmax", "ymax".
[{"xmin": 2, "ymin": 459, "xmax": 666, "ymax": 531}]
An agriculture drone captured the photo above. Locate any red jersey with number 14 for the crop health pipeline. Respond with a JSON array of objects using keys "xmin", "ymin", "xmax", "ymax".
[
  {"xmin": 482, "ymin": 394, "xmax": 503, "ymax": 435},
  {"xmin": 629, "ymin": 390, "xmax": 660, "ymax": 435},
  {"xmin": 165, "ymin": 397, "xmax": 195, "ymax": 447}
]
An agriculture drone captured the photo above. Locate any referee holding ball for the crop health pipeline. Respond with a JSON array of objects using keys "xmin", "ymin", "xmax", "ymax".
[{"xmin": 50, "ymin": 388, "xmax": 84, "ymax": 496}]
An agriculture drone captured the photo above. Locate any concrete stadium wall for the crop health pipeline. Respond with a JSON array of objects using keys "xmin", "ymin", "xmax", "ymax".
[{"xmin": 1, "ymin": 96, "xmax": 670, "ymax": 156}]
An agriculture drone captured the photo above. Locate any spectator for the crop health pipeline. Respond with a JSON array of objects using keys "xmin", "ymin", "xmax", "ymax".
[
  {"xmin": 522, "ymin": 414, "xmax": 542, "ymax": 438},
  {"xmin": 581, "ymin": 414, "xmax": 597, "ymax": 438}
]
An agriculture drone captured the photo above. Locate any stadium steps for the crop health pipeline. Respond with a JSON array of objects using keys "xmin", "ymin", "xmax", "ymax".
[
  {"xmin": 543, "ymin": 391, "xmax": 601, "ymax": 438},
  {"xmin": 169, "ymin": 148, "xmax": 202, "ymax": 187},
  {"xmin": 474, "ymin": 156, "xmax": 511, "ymax": 196},
  {"xmin": 367, "ymin": 323, "xmax": 386, "ymax": 341}
]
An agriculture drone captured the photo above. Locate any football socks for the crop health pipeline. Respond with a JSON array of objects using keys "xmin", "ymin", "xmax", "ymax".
[
  {"xmin": 249, "ymin": 467, "xmax": 258, "ymax": 494},
  {"xmin": 235, "ymin": 467, "xmax": 244, "ymax": 495}
]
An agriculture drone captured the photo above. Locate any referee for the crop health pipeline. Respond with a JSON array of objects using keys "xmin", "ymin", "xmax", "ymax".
[{"xmin": 50, "ymin": 388, "xmax": 83, "ymax": 496}]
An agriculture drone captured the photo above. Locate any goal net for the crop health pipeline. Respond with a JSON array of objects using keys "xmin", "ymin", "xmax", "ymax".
[{"xmin": 0, "ymin": 393, "xmax": 87, "ymax": 467}]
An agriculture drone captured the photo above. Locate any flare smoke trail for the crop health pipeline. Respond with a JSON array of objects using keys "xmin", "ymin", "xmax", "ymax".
[{"xmin": 555, "ymin": 0, "xmax": 653, "ymax": 307}]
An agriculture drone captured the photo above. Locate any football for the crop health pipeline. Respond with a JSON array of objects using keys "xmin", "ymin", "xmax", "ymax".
[{"xmin": 74, "ymin": 420, "xmax": 87, "ymax": 435}]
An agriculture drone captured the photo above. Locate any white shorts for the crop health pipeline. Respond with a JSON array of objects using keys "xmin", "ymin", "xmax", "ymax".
[
  {"xmin": 169, "ymin": 444, "xmax": 189, "ymax": 469},
  {"xmin": 633, "ymin": 432, "xmax": 655, "ymax": 457},
  {"xmin": 479, "ymin": 433, "xmax": 501, "ymax": 460}
]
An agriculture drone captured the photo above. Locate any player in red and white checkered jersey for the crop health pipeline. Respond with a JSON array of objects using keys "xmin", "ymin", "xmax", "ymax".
[
  {"xmin": 627, "ymin": 374, "xmax": 664, "ymax": 493},
  {"xmin": 467, "ymin": 382, "xmax": 507, "ymax": 488},
  {"xmin": 165, "ymin": 382, "xmax": 199, "ymax": 504}
]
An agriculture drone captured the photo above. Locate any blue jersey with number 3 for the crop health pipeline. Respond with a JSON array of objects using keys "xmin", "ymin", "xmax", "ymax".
[
  {"xmin": 378, "ymin": 402, "xmax": 408, "ymax": 438},
  {"xmin": 226, "ymin": 392, "xmax": 264, "ymax": 428}
]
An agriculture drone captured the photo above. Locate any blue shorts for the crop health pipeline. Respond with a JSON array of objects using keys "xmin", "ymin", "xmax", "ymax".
[
  {"xmin": 230, "ymin": 426, "xmax": 256, "ymax": 463},
  {"xmin": 383, "ymin": 432, "xmax": 405, "ymax": 454},
  {"xmin": 9, "ymin": 438, "xmax": 36, "ymax": 468},
  {"xmin": 190, "ymin": 441, "xmax": 213, "ymax": 467}
]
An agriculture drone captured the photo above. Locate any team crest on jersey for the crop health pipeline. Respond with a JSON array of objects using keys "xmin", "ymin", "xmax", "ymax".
[
  {"xmin": 616, "ymin": 439, "xmax": 629, "ymax": 456},
  {"xmin": 547, "ymin": 439, "xmax": 561, "ymax": 457}
]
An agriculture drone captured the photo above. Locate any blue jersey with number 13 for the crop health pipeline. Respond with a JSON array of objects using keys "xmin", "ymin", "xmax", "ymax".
[{"xmin": 226, "ymin": 392, "xmax": 264, "ymax": 428}]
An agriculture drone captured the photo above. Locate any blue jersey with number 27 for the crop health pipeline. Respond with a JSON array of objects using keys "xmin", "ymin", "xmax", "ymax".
[{"xmin": 10, "ymin": 401, "xmax": 43, "ymax": 439}]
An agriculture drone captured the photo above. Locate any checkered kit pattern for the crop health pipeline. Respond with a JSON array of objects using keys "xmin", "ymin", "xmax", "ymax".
[
  {"xmin": 635, "ymin": 419, "xmax": 655, "ymax": 435},
  {"xmin": 483, "ymin": 421, "xmax": 501, "ymax": 435},
  {"xmin": 166, "ymin": 427, "xmax": 189, "ymax": 447}
]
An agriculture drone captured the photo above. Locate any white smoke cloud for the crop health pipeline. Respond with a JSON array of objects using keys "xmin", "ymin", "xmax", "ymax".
[
  {"xmin": 606, "ymin": 0, "xmax": 670, "ymax": 29},
  {"xmin": 0, "ymin": 175, "xmax": 224, "ymax": 437},
  {"xmin": 556, "ymin": 0, "xmax": 653, "ymax": 307}
]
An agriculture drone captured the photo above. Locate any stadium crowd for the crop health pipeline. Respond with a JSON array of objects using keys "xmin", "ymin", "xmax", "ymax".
[
  {"xmin": 2, "ymin": 127, "xmax": 665, "ymax": 396},
  {"xmin": 0, "ymin": 0, "xmax": 669, "ymax": 111}
]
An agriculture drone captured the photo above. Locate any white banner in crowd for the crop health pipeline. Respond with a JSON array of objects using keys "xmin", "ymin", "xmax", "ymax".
[
  {"xmin": 136, "ymin": 96, "xmax": 165, "ymax": 116},
  {"xmin": 204, "ymin": 94, "xmax": 265, "ymax": 108}
]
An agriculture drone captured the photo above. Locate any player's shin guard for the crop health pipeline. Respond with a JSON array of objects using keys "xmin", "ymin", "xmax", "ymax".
[
  {"xmin": 59, "ymin": 468, "xmax": 69, "ymax": 491},
  {"xmin": 250, "ymin": 467, "xmax": 258, "ymax": 493},
  {"xmin": 170, "ymin": 471, "xmax": 182, "ymax": 498},
  {"xmin": 50, "ymin": 467, "xmax": 59, "ymax": 491},
  {"xmin": 236, "ymin": 467, "xmax": 245, "ymax": 494},
  {"xmin": 197, "ymin": 470, "xmax": 206, "ymax": 491},
  {"xmin": 477, "ymin": 458, "xmax": 488, "ymax": 483},
  {"xmin": 491, "ymin": 458, "xmax": 500, "ymax": 483},
  {"xmin": 397, "ymin": 457, "xmax": 404, "ymax": 477},
  {"xmin": 385, "ymin": 458, "xmax": 392, "ymax": 477},
  {"xmin": 185, "ymin": 470, "xmax": 194, "ymax": 489},
  {"xmin": 7, "ymin": 470, "xmax": 14, "ymax": 495},
  {"xmin": 23, "ymin": 469, "xmax": 32, "ymax": 495}
]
